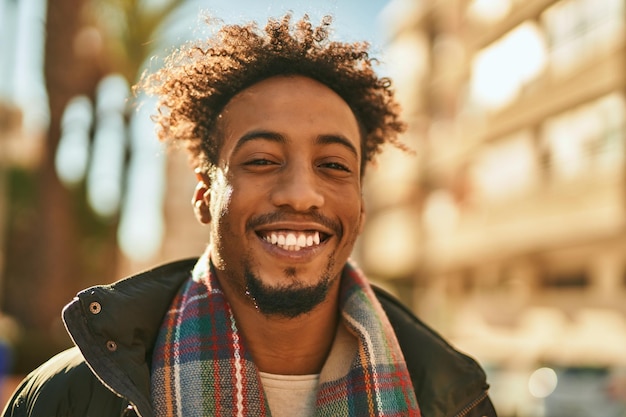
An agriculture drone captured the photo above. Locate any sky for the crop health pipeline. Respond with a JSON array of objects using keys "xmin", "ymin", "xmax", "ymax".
[
  {"xmin": 157, "ymin": 0, "xmax": 396, "ymax": 77},
  {"xmin": 167, "ymin": 0, "xmax": 391, "ymax": 45},
  {"xmin": 0, "ymin": 0, "xmax": 394, "ymax": 132}
]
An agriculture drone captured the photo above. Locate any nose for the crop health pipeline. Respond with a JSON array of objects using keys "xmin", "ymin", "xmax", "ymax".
[{"xmin": 270, "ymin": 164, "xmax": 324, "ymax": 211}]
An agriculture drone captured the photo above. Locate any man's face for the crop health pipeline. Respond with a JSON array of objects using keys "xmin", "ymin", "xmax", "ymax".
[{"xmin": 198, "ymin": 75, "xmax": 365, "ymax": 317}]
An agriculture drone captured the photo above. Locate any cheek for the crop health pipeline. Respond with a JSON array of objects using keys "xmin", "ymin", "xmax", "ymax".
[
  {"xmin": 209, "ymin": 169, "xmax": 233, "ymax": 219},
  {"xmin": 339, "ymin": 194, "xmax": 364, "ymax": 239},
  {"xmin": 346, "ymin": 189, "xmax": 363, "ymax": 221}
]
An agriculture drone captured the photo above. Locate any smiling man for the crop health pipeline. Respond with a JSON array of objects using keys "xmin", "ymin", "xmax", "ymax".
[
  {"xmin": 3, "ymin": 14, "xmax": 497, "ymax": 417},
  {"xmin": 206, "ymin": 75, "xmax": 362, "ymax": 323}
]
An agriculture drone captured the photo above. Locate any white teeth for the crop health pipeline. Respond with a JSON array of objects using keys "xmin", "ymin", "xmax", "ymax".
[{"xmin": 262, "ymin": 230, "xmax": 324, "ymax": 251}]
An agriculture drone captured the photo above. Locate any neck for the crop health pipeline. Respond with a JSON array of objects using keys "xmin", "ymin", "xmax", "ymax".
[{"xmin": 219, "ymin": 276, "xmax": 341, "ymax": 375}]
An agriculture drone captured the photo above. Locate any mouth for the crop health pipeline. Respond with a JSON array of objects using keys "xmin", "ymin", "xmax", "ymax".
[{"xmin": 257, "ymin": 230, "xmax": 331, "ymax": 252}]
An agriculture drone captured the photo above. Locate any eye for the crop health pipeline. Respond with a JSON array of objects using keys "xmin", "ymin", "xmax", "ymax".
[
  {"xmin": 319, "ymin": 161, "xmax": 352, "ymax": 174},
  {"xmin": 241, "ymin": 156, "xmax": 281, "ymax": 173},
  {"xmin": 244, "ymin": 158, "xmax": 277, "ymax": 166}
]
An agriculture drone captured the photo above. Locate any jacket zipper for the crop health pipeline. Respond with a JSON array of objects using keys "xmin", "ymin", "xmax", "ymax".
[{"xmin": 453, "ymin": 390, "xmax": 489, "ymax": 417}]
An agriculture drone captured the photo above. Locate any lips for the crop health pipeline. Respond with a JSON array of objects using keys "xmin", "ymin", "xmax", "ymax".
[{"xmin": 258, "ymin": 230, "xmax": 328, "ymax": 251}]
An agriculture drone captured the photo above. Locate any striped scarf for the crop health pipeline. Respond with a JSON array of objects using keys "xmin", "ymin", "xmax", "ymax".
[{"xmin": 151, "ymin": 252, "xmax": 420, "ymax": 416}]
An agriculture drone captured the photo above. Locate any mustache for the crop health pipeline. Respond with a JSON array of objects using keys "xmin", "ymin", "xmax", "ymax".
[{"xmin": 245, "ymin": 210, "xmax": 342, "ymax": 236}]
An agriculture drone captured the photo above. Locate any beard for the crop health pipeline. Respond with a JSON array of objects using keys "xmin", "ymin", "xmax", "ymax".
[{"xmin": 243, "ymin": 257, "xmax": 336, "ymax": 319}]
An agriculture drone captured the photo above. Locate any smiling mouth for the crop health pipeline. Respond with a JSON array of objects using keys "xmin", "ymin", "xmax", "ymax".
[{"xmin": 258, "ymin": 230, "xmax": 329, "ymax": 251}]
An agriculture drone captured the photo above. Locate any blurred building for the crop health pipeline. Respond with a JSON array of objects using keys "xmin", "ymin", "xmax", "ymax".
[{"xmin": 359, "ymin": 0, "xmax": 626, "ymax": 415}]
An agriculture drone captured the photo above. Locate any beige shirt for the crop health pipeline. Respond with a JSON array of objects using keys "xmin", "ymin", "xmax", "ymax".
[
  {"xmin": 260, "ymin": 372, "xmax": 319, "ymax": 417},
  {"xmin": 259, "ymin": 323, "xmax": 358, "ymax": 417}
]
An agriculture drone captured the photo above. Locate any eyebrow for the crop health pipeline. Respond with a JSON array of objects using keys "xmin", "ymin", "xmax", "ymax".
[
  {"xmin": 233, "ymin": 130, "xmax": 286, "ymax": 154},
  {"xmin": 233, "ymin": 129, "xmax": 359, "ymax": 158},
  {"xmin": 316, "ymin": 134, "xmax": 359, "ymax": 158}
]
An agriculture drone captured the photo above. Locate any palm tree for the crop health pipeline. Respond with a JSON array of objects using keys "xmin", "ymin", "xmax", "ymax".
[
  {"xmin": 3, "ymin": 0, "xmax": 188, "ymax": 373},
  {"xmin": 2, "ymin": 0, "xmax": 104, "ymax": 373}
]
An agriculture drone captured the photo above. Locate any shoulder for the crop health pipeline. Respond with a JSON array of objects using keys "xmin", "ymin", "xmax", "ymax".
[
  {"xmin": 373, "ymin": 286, "xmax": 496, "ymax": 417},
  {"xmin": 3, "ymin": 259, "xmax": 199, "ymax": 417},
  {"xmin": 2, "ymin": 347, "xmax": 125, "ymax": 417}
]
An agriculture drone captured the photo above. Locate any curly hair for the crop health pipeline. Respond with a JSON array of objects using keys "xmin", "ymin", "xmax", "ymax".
[{"xmin": 138, "ymin": 14, "xmax": 407, "ymax": 174}]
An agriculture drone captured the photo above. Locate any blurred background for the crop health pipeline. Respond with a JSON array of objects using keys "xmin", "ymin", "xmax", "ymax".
[{"xmin": 1, "ymin": 0, "xmax": 625, "ymax": 415}]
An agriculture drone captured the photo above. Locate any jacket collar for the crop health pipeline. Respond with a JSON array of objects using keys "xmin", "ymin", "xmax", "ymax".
[{"xmin": 62, "ymin": 258, "xmax": 198, "ymax": 417}]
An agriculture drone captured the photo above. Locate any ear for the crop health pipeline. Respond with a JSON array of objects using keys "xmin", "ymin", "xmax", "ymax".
[{"xmin": 192, "ymin": 169, "xmax": 212, "ymax": 224}]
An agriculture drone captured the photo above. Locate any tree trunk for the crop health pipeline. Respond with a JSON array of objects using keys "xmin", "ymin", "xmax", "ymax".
[{"xmin": 3, "ymin": 0, "xmax": 107, "ymax": 373}]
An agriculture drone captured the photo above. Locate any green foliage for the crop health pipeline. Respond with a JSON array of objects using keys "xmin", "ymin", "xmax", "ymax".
[{"xmin": 88, "ymin": 0, "xmax": 187, "ymax": 83}]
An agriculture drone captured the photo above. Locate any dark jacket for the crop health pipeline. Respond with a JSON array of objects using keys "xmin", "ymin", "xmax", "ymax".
[{"xmin": 3, "ymin": 259, "xmax": 497, "ymax": 417}]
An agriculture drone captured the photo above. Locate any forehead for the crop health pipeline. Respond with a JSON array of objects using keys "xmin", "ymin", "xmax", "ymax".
[{"xmin": 216, "ymin": 75, "xmax": 361, "ymax": 155}]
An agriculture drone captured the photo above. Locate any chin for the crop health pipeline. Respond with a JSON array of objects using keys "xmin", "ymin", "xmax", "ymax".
[{"xmin": 244, "ymin": 266, "xmax": 334, "ymax": 319}]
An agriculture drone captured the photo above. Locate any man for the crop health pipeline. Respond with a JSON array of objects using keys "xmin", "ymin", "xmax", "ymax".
[{"xmin": 3, "ymin": 14, "xmax": 497, "ymax": 417}]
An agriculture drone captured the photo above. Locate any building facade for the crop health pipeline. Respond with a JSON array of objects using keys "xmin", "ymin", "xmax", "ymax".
[{"xmin": 360, "ymin": 0, "xmax": 626, "ymax": 415}]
